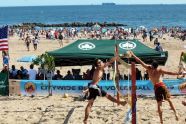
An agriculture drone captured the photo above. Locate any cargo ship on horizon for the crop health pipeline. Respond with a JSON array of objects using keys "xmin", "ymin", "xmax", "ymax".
[{"xmin": 102, "ymin": 3, "xmax": 116, "ymax": 6}]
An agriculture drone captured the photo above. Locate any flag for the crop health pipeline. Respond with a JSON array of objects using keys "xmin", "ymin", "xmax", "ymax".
[{"xmin": 0, "ymin": 26, "xmax": 8, "ymax": 51}]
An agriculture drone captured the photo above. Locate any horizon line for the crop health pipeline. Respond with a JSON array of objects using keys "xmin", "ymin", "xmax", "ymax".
[{"xmin": 0, "ymin": 3, "xmax": 186, "ymax": 7}]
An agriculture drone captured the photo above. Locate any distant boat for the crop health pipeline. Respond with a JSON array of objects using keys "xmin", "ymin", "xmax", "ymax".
[{"xmin": 102, "ymin": 3, "xmax": 116, "ymax": 6}]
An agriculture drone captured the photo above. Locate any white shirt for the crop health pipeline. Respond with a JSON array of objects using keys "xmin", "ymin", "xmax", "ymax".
[
  {"xmin": 28, "ymin": 69, "xmax": 37, "ymax": 80},
  {"xmin": 33, "ymin": 39, "xmax": 39, "ymax": 44}
]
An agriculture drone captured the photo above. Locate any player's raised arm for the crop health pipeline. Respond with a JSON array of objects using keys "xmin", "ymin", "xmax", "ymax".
[
  {"xmin": 130, "ymin": 51, "xmax": 149, "ymax": 69},
  {"xmin": 159, "ymin": 68, "xmax": 182, "ymax": 75},
  {"xmin": 104, "ymin": 56, "xmax": 119, "ymax": 67}
]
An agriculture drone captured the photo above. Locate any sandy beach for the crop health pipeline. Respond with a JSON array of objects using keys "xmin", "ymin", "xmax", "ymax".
[
  {"xmin": 0, "ymin": 95, "xmax": 185, "ymax": 124},
  {"xmin": 0, "ymin": 33, "xmax": 186, "ymax": 124}
]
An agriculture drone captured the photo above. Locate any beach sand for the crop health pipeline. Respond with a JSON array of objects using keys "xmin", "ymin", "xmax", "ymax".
[
  {"xmin": 0, "ymin": 34, "xmax": 186, "ymax": 124},
  {"xmin": 0, "ymin": 95, "xmax": 185, "ymax": 124}
]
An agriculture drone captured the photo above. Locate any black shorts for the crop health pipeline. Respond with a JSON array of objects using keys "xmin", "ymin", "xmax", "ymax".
[
  {"xmin": 87, "ymin": 83, "xmax": 107, "ymax": 100},
  {"xmin": 26, "ymin": 42, "xmax": 30, "ymax": 47},
  {"xmin": 154, "ymin": 86, "xmax": 170, "ymax": 102}
]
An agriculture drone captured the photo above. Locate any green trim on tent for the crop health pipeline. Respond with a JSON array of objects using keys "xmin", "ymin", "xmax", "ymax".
[{"xmin": 48, "ymin": 39, "xmax": 168, "ymax": 66}]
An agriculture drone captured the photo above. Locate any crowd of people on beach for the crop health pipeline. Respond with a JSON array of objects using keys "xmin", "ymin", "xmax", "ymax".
[
  {"xmin": 8, "ymin": 25, "xmax": 186, "ymax": 49},
  {"xmin": 9, "ymin": 26, "xmax": 185, "ymax": 40},
  {"xmin": 2, "ymin": 25, "xmax": 186, "ymax": 81},
  {"xmin": 1, "ymin": 63, "xmax": 149, "ymax": 81}
]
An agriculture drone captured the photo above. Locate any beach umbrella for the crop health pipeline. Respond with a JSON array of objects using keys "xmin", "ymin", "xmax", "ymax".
[
  {"xmin": 102, "ymin": 28, "xmax": 107, "ymax": 33},
  {"xmin": 139, "ymin": 25, "xmax": 145, "ymax": 29},
  {"xmin": 34, "ymin": 26, "xmax": 41, "ymax": 31},
  {"xmin": 17, "ymin": 55, "xmax": 37, "ymax": 62}
]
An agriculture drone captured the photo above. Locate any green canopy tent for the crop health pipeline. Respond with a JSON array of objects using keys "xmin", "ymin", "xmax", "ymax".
[
  {"xmin": 0, "ymin": 73, "xmax": 9, "ymax": 96},
  {"xmin": 48, "ymin": 39, "xmax": 168, "ymax": 66}
]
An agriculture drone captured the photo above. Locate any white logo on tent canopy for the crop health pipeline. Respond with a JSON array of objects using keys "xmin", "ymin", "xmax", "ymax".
[
  {"xmin": 119, "ymin": 41, "xmax": 136, "ymax": 50},
  {"xmin": 78, "ymin": 42, "xmax": 96, "ymax": 50}
]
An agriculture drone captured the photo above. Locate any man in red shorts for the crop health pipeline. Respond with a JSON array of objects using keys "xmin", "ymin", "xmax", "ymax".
[{"xmin": 130, "ymin": 51, "xmax": 182, "ymax": 124}]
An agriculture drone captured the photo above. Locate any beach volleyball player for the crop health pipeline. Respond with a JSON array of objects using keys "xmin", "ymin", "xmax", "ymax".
[
  {"xmin": 129, "ymin": 51, "xmax": 182, "ymax": 124},
  {"xmin": 83, "ymin": 57, "xmax": 127, "ymax": 124}
]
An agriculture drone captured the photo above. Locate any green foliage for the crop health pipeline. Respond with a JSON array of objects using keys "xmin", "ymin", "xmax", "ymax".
[
  {"xmin": 32, "ymin": 53, "xmax": 55, "ymax": 71},
  {"xmin": 181, "ymin": 52, "xmax": 186, "ymax": 63}
]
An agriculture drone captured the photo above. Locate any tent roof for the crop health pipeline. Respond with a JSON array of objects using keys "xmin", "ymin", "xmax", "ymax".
[{"xmin": 48, "ymin": 39, "xmax": 168, "ymax": 66}]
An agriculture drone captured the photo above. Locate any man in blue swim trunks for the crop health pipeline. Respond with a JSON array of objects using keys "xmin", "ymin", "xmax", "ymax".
[{"xmin": 83, "ymin": 57, "xmax": 127, "ymax": 124}]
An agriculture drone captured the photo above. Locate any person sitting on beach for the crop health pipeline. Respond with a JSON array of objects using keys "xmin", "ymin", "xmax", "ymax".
[
  {"xmin": 1, "ymin": 64, "xmax": 8, "ymax": 74},
  {"xmin": 63, "ymin": 70, "xmax": 74, "ymax": 80},
  {"xmin": 83, "ymin": 57, "xmax": 127, "ymax": 124},
  {"xmin": 15, "ymin": 70, "xmax": 23, "ymax": 79},
  {"xmin": 129, "ymin": 51, "xmax": 182, "ymax": 124},
  {"xmin": 9, "ymin": 65, "xmax": 18, "ymax": 79},
  {"xmin": 53, "ymin": 70, "xmax": 63, "ymax": 80},
  {"xmin": 27, "ymin": 64, "xmax": 37, "ymax": 80},
  {"xmin": 72, "ymin": 69, "xmax": 83, "ymax": 80},
  {"xmin": 20, "ymin": 66, "xmax": 28, "ymax": 79}
]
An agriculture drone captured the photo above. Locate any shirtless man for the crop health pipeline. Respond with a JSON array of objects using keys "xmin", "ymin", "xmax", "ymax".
[
  {"xmin": 130, "ymin": 51, "xmax": 181, "ymax": 124},
  {"xmin": 83, "ymin": 57, "xmax": 127, "ymax": 124}
]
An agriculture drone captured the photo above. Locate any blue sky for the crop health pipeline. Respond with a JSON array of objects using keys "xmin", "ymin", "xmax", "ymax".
[{"xmin": 0, "ymin": 0, "xmax": 186, "ymax": 7}]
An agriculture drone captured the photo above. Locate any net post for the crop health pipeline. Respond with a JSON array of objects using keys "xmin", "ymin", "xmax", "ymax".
[
  {"xmin": 115, "ymin": 44, "xmax": 120, "ymax": 105},
  {"xmin": 131, "ymin": 62, "xmax": 136, "ymax": 124},
  {"xmin": 116, "ymin": 63, "xmax": 120, "ymax": 106}
]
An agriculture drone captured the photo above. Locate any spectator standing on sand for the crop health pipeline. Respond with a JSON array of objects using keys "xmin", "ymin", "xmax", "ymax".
[
  {"xmin": 155, "ymin": 42, "xmax": 163, "ymax": 52},
  {"xmin": 25, "ymin": 34, "xmax": 31, "ymax": 51},
  {"xmin": 2, "ymin": 51, "xmax": 9, "ymax": 67},
  {"xmin": 149, "ymin": 30, "xmax": 154, "ymax": 42},
  {"xmin": 58, "ymin": 32, "xmax": 63, "ymax": 47},
  {"xmin": 142, "ymin": 30, "xmax": 148, "ymax": 42},
  {"xmin": 33, "ymin": 37, "xmax": 39, "ymax": 50}
]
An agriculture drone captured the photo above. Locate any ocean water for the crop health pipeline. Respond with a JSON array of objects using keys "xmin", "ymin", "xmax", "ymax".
[{"xmin": 0, "ymin": 5, "xmax": 186, "ymax": 28}]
